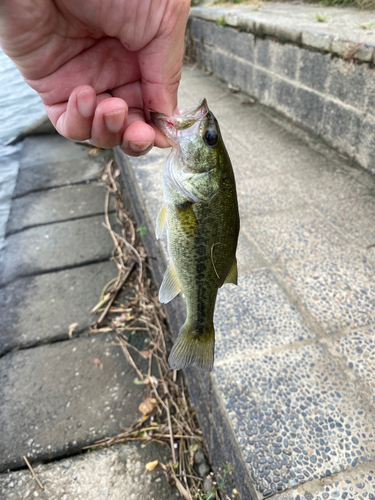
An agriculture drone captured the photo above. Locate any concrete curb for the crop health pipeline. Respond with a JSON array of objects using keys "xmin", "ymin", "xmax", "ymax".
[
  {"xmin": 190, "ymin": 5, "xmax": 375, "ymax": 62},
  {"xmin": 187, "ymin": 5, "xmax": 375, "ymax": 176},
  {"xmin": 114, "ymin": 147, "xmax": 257, "ymax": 499},
  {"xmin": 7, "ymin": 115, "xmax": 57, "ymax": 145}
]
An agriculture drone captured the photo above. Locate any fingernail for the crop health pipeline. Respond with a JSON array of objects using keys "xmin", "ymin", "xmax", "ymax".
[
  {"xmin": 130, "ymin": 141, "xmax": 153, "ymax": 153},
  {"xmin": 77, "ymin": 90, "xmax": 95, "ymax": 117},
  {"xmin": 104, "ymin": 110, "xmax": 126, "ymax": 133}
]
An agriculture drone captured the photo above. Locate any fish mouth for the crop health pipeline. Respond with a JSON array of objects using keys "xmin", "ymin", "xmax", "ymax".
[
  {"xmin": 150, "ymin": 98, "xmax": 209, "ymax": 143},
  {"xmin": 179, "ymin": 98, "xmax": 208, "ymax": 119}
]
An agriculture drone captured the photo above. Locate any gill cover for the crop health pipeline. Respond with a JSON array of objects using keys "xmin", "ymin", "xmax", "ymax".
[{"xmin": 151, "ymin": 99, "xmax": 222, "ymax": 203}]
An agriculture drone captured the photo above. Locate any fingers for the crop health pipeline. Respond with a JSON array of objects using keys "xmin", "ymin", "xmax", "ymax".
[
  {"xmin": 90, "ymin": 98, "xmax": 128, "ymax": 149},
  {"xmin": 111, "ymin": 82, "xmax": 157, "ymax": 155},
  {"xmin": 121, "ymin": 118, "xmax": 155, "ymax": 156},
  {"xmin": 48, "ymin": 85, "xmax": 148, "ymax": 153},
  {"xmin": 52, "ymin": 85, "xmax": 126, "ymax": 146},
  {"xmin": 54, "ymin": 85, "xmax": 97, "ymax": 141},
  {"xmin": 49, "ymin": 83, "xmax": 169, "ymax": 155}
]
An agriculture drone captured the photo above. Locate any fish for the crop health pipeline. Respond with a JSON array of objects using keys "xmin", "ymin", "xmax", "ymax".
[{"xmin": 151, "ymin": 98, "xmax": 240, "ymax": 372}]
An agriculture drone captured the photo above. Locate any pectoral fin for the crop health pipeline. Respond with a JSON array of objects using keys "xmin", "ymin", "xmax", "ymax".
[
  {"xmin": 159, "ymin": 262, "xmax": 182, "ymax": 303},
  {"xmin": 176, "ymin": 202, "xmax": 198, "ymax": 237},
  {"xmin": 155, "ymin": 204, "xmax": 167, "ymax": 240},
  {"xmin": 223, "ymin": 257, "xmax": 238, "ymax": 286}
]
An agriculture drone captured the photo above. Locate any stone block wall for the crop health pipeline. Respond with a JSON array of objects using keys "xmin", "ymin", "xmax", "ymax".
[{"xmin": 186, "ymin": 16, "xmax": 375, "ymax": 175}]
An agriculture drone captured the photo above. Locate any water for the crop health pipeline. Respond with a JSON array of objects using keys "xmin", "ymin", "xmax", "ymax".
[{"xmin": 0, "ymin": 48, "xmax": 45, "ymax": 253}]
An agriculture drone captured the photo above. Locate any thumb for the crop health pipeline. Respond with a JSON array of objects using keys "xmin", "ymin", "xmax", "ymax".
[{"xmin": 139, "ymin": 0, "xmax": 190, "ymax": 117}]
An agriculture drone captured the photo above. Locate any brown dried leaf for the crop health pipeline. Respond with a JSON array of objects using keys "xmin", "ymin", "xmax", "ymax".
[
  {"xmin": 138, "ymin": 247, "xmax": 147, "ymax": 259},
  {"xmin": 87, "ymin": 147, "xmax": 102, "ymax": 156},
  {"xmin": 174, "ymin": 475, "xmax": 192, "ymax": 500},
  {"xmin": 145, "ymin": 460, "xmax": 158, "ymax": 471},
  {"xmin": 138, "ymin": 397, "xmax": 157, "ymax": 415},
  {"xmin": 228, "ymin": 83, "xmax": 240, "ymax": 93},
  {"xmin": 68, "ymin": 322, "xmax": 79, "ymax": 338},
  {"xmin": 139, "ymin": 350, "xmax": 152, "ymax": 359},
  {"xmin": 112, "ymin": 313, "xmax": 128, "ymax": 328},
  {"xmin": 141, "ymin": 376, "xmax": 158, "ymax": 388},
  {"xmin": 93, "ymin": 358, "xmax": 103, "ymax": 369}
]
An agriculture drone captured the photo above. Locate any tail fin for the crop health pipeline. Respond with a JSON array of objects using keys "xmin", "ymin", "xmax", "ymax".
[{"xmin": 168, "ymin": 322, "xmax": 215, "ymax": 372}]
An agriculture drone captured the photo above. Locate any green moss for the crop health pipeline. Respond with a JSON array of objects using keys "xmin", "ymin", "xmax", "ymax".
[
  {"xmin": 357, "ymin": 21, "xmax": 375, "ymax": 28},
  {"xmin": 320, "ymin": 0, "xmax": 375, "ymax": 7},
  {"xmin": 136, "ymin": 225, "xmax": 148, "ymax": 235},
  {"xmin": 309, "ymin": 12, "xmax": 330, "ymax": 22},
  {"xmin": 216, "ymin": 15, "xmax": 227, "ymax": 26}
]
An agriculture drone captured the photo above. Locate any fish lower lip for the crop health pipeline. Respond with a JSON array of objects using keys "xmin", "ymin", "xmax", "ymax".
[
  {"xmin": 150, "ymin": 111, "xmax": 167, "ymax": 124},
  {"xmin": 150, "ymin": 113, "xmax": 177, "ymax": 142}
]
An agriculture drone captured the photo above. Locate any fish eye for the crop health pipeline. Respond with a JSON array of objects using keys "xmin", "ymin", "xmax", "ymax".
[{"xmin": 203, "ymin": 129, "xmax": 218, "ymax": 147}]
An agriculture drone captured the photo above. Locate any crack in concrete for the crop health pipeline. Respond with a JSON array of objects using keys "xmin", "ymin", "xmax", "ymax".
[
  {"xmin": 11, "ymin": 178, "xmax": 99, "ymax": 200},
  {"xmin": 0, "ymin": 258, "xmax": 112, "ymax": 289},
  {"xmin": 5, "ymin": 210, "xmax": 116, "ymax": 237}
]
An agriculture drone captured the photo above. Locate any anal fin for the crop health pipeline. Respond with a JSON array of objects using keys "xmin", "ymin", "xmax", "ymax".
[
  {"xmin": 159, "ymin": 262, "xmax": 182, "ymax": 303},
  {"xmin": 155, "ymin": 204, "xmax": 167, "ymax": 239},
  {"xmin": 223, "ymin": 256, "xmax": 238, "ymax": 286}
]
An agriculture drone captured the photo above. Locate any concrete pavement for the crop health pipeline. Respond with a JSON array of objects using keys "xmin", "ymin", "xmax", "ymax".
[
  {"xmin": 0, "ymin": 442, "xmax": 177, "ymax": 500},
  {"xmin": 0, "ymin": 135, "xmax": 178, "ymax": 499}
]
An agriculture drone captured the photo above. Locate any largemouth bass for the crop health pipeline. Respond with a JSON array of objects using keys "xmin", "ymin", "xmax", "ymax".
[{"xmin": 151, "ymin": 98, "xmax": 240, "ymax": 372}]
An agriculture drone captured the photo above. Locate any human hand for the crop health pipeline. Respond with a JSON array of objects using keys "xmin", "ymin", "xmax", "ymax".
[{"xmin": 0, "ymin": 0, "xmax": 190, "ymax": 155}]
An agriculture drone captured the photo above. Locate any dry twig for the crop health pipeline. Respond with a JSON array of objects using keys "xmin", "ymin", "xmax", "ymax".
[
  {"xmin": 166, "ymin": 399, "xmax": 176, "ymax": 465},
  {"xmin": 88, "ymin": 158, "xmax": 235, "ymax": 500},
  {"xmin": 23, "ymin": 456, "xmax": 44, "ymax": 490}
]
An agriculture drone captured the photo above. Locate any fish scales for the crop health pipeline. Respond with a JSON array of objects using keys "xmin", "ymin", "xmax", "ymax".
[{"xmin": 151, "ymin": 98, "xmax": 240, "ymax": 372}]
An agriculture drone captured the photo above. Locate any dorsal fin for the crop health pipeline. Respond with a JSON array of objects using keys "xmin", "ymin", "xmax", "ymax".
[{"xmin": 159, "ymin": 262, "xmax": 182, "ymax": 303}]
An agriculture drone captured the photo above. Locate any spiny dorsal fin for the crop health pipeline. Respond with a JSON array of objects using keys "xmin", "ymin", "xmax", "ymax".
[
  {"xmin": 159, "ymin": 262, "xmax": 182, "ymax": 304},
  {"xmin": 223, "ymin": 257, "xmax": 238, "ymax": 286},
  {"xmin": 155, "ymin": 204, "xmax": 167, "ymax": 240}
]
